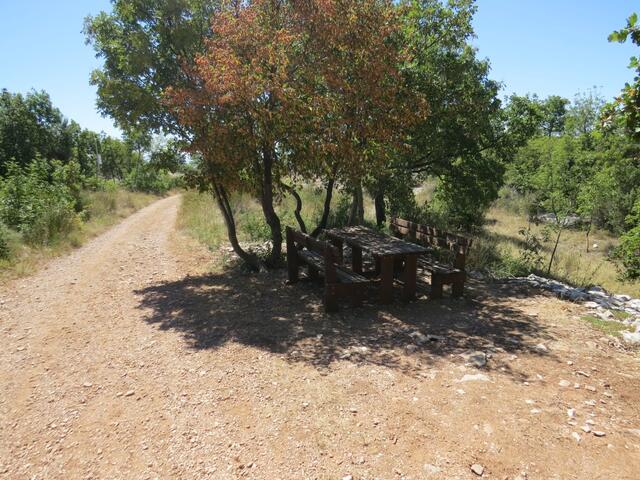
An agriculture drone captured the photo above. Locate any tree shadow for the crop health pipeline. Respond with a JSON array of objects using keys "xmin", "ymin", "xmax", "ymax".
[{"xmin": 134, "ymin": 270, "xmax": 556, "ymax": 379}]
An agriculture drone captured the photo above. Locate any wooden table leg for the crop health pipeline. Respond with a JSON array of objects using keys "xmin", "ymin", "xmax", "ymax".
[
  {"xmin": 329, "ymin": 238, "xmax": 344, "ymax": 264},
  {"xmin": 379, "ymin": 256, "xmax": 394, "ymax": 304},
  {"xmin": 352, "ymin": 246, "xmax": 363, "ymax": 274},
  {"xmin": 402, "ymin": 254, "xmax": 418, "ymax": 301}
]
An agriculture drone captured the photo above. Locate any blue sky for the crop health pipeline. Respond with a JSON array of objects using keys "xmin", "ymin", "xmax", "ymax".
[{"xmin": 0, "ymin": 0, "xmax": 638, "ymax": 138}]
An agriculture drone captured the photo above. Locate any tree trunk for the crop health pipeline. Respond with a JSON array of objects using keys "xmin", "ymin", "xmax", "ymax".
[
  {"xmin": 348, "ymin": 183, "xmax": 364, "ymax": 226},
  {"xmin": 212, "ymin": 181, "xmax": 262, "ymax": 271},
  {"xmin": 547, "ymin": 225, "xmax": 563, "ymax": 275},
  {"xmin": 260, "ymin": 146, "xmax": 283, "ymax": 266},
  {"xmin": 281, "ymin": 183, "xmax": 307, "ymax": 233},
  {"xmin": 585, "ymin": 219, "xmax": 592, "ymax": 253},
  {"xmin": 374, "ymin": 191, "xmax": 386, "ymax": 228},
  {"xmin": 311, "ymin": 176, "xmax": 335, "ymax": 237}
]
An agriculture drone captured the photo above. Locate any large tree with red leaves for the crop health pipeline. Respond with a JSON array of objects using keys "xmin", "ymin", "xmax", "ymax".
[{"xmin": 165, "ymin": 0, "xmax": 424, "ymax": 266}]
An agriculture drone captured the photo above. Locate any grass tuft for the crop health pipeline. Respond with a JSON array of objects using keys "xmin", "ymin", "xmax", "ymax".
[{"xmin": 581, "ymin": 315, "xmax": 635, "ymax": 337}]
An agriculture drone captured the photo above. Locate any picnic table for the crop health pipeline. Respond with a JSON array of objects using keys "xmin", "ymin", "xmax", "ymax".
[{"xmin": 325, "ymin": 225, "xmax": 428, "ymax": 303}]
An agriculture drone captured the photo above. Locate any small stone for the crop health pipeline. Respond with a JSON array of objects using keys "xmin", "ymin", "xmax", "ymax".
[
  {"xmin": 585, "ymin": 386, "xmax": 596, "ymax": 392},
  {"xmin": 464, "ymin": 351, "xmax": 487, "ymax": 368},
  {"xmin": 470, "ymin": 463, "xmax": 484, "ymax": 476},
  {"xmin": 424, "ymin": 464, "xmax": 441, "ymax": 475},
  {"xmin": 558, "ymin": 380, "xmax": 571, "ymax": 387},
  {"xmin": 581, "ymin": 425, "xmax": 591, "ymax": 433},
  {"xmin": 534, "ymin": 343, "xmax": 548, "ymax": 353},
  {"xmin": 567, "ymin": 408, "xmax": 576, "ymax": 418},
  {"xmin": 83, "ymin": 382, "xmax": 93, "ymax": 388},
  {"xmin": 124, "ymin": 390, "xmax": 135, "ymax": 397},
  {"xmin": 342, "ymin": 475, "xmax": 353, "ymax": 480},
  {"xmin": 576, "ymin": 371, "xmax": 591, "ymax": 378},
  {"xmin": 410, "ymin": 331, "xmax": 429, "ymax": 345},
  {"xmin": 571, "ymin": 432, "xmax": 581, "ymax": 442},
  {"xmin": 459, "ymin": 374, "xmax": 490, "ymax": 383},
  {"xmin": 593, "ymin": 431, "xmax": 606, "ymax": 437},
  {"xmin": 349, "ymin": 407, "xmax": 358, "ymax": 414},
  {"xmin": 584, "ymin": 400, "xmax": 596, "ymax": 406},
  {"xmin": 302, "ymin": 402, "xmax": 309, "ymax": 408}
]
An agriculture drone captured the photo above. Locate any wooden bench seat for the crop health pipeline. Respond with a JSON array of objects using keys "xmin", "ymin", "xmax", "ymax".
[
  {"xmin": 390, "ymin": 217, "xmax": 472, "ymax": 299},
  {"xmin": 287, "ymin": 227, "xmax": 371, "ymax": 311}
]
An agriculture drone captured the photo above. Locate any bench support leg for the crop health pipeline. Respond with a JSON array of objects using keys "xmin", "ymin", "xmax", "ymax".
[
  {"xmin": 308, "ymin": 266, "xmax": 319, "ymax": 280},
  {"xmin": 324, "ymin": 285, "xmax": 338, "ymax": 312},
  {"xmin": 452, "ymin": 276, "xmax": 464, "ymax": 298},
  {"xmin": 430, "ymin": 274, "xmax": 444, "ymax": 300}
]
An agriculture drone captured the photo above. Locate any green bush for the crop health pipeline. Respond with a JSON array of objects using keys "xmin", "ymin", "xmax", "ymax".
[
  {"xmin": 615, "ymin": 226, "xmax": 640, "ymax": 281},
  {"xmin": 613, "ymin": 199, "xmax": 640, "ymax": 280},
  {"xmin": 0, "ymin": 222, "xmax": 12, "ymax": 260},
  {"xmin": 124, "ymin": 165, "xmax": 175, "ymax": 194},
  {"xmin": 0, "ymin": 159, "xmax": 79, "ymax": 246}
]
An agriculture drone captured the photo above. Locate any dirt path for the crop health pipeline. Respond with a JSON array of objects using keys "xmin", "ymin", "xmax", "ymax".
[{"xmin": 1, "ymin": 195, "xmax": 640, "ymax": 479}]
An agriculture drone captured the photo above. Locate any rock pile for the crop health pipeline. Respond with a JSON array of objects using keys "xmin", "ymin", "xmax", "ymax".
[{"xmin": 505, "ymin": 274, "xmax": 640, "ymax": 344}]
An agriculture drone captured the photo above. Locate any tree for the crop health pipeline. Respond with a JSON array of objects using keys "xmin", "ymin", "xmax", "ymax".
[
  {"xmin": 540, "ymin": 95, "xmax": 569, "ymax": 137},
  {"xmin": 166, "ymin": 0, "xmax": 423, "ymax": 263},
  {"xmin": 605, "ymin": 13, "xmax": 640, "ymax": 140},
  {"xmin": 0, "ymin": 90, "xmax": 73, "ymax": 173},
  {"xmin": 389, "ymin": 1, "xmax": 539, "ymax": 229}
]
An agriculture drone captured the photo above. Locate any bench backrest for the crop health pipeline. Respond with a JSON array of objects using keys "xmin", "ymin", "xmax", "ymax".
[
  {"xmin": 390, "ymin": 217, "xmax": 472, "ymax": 270},
  {"xmin": 285, "ymin": 227, "xmax": 340, "ymax": 283}
]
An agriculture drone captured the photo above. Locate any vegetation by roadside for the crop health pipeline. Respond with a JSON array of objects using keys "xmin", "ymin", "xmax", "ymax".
[
  {"xmin": 0, "ymin": 185, "xmax": 158, "ymax": 281},
  {"xmin": 468, "ymin": 204, "xmax": 640, "ymax": 297}
]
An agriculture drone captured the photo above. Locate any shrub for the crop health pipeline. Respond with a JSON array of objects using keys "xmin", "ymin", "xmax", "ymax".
[
  {"xmin": 0, "ymin": 159, "xmax": 79, "ymax": 246},
  {"xmin": 615, "ymin": 225, "xmax": 640, "ymax": 280},
  {"xmin": 0, "ymin": 222, "xmax": 12, "ymax": 260},
  {"xmin": 124, "ymin": 166, "xmax": 175, "ymax": 194},
  {"xmin": 614, "ymin": 199, "xmax": 640, "ymax": 281}
]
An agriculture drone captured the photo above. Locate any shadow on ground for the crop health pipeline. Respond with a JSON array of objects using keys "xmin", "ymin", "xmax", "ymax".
[{"xmin": 135, "ymin": 270, "xmax": 555, "ymax": 378}]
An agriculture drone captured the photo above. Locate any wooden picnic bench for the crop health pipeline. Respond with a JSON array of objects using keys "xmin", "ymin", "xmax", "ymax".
[
  {"xmin": 325, "ymin": 225, "xmax": 428, "ymax": 304},
  {"xmin": 390, "ymin": 217, "xmax": 472, "ymax": 299},
  {"xmin": 286, "ymin": 227, "xmax": 371, "ymax": 312}
]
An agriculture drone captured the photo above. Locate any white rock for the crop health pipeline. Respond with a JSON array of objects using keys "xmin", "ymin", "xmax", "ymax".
[
  {"xmin": 622, "ymin": 331, "xmax": 640, "ymax": 344},
  {"xmin": 558, "ymin": 379, "xmax": 571, "ymax": 387},
  {"xmin": 596, "ymin": 310, "xmax": 614, "ymax": 320},
  {"xmin": 567, "ymin": 408, "xmax": 576, "ymax": 418},
  {"xmin": 534, "ymin": 343, "xmax": 548, "ymax": 353},
  {"xmin": 593, "ymin": 431, "xmax": 606, "ymax": 437},
  {"xmin": 571, "ymin": 432, "xmax": 581, "ymax": 442},
  {"xmin": 459, "ymin": 374, "xmax": 490, "ymax": 383},
  {"xmin": 470, "ymin": 463, "xmax": 484, "ymax": 476},
  {"xmin": 581, "ymin": 425, "xmax": 591, "ymax": 433},
  {"xmin": 583, "ymin": 301, "xmax": 600, "ymax": 309},
  {"xmin": 424, "ymin": 464, "xmax": 441, "ymax": 475}
]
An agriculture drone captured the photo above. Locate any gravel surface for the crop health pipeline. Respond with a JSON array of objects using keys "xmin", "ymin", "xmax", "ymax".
[{"xmin": 1, "ymin": 195, "xmax": 640, "ymax": 479}]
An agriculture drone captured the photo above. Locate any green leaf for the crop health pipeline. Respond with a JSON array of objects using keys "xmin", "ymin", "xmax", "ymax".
[{"xmin": 629, "ymin": 12, "xmax": 638, "ymax": 27}]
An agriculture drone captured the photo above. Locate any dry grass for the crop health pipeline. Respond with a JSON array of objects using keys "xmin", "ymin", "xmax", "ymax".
[
  {"xmin": 476, "ymin": 204, "xmax": 640, "ymax": 296},
  {"xmin": 0, "ymin": 189, "xmax": 158, "ymax": 282}
]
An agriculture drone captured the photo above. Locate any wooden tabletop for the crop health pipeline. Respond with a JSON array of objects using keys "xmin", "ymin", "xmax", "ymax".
[{"xmin": 326, "ymin": 226, "xmax": 428, "ymax": 257}]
